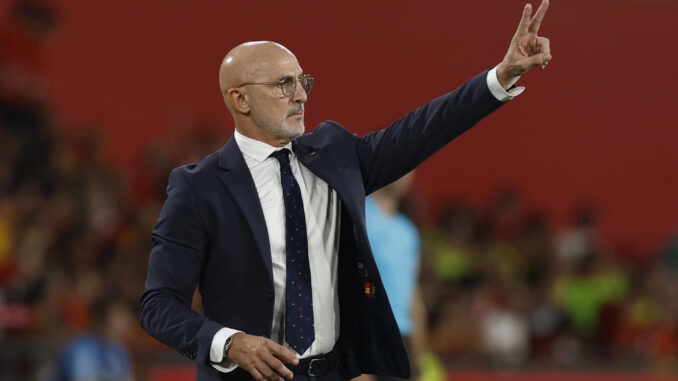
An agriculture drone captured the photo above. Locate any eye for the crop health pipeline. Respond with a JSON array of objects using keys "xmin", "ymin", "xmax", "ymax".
[{"xmin": 280, "ymin": 76, "xmax": 296, "ymax": 94}]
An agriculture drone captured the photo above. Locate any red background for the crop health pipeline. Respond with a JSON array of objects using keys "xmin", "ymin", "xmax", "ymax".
[{"xmin": 10, "ymin": 0, "xmax": 678, "ymax": 255}]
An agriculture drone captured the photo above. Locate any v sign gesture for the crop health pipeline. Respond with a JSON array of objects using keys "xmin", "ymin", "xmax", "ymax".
[{"xmin": 496, "ymin": 0, "xmax": 552, "ymax": 89}]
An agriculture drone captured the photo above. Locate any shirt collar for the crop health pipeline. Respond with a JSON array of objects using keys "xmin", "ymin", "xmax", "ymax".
[{"xmin": 234, "ymin": 129, "xmax": 294, "ymax": 163}]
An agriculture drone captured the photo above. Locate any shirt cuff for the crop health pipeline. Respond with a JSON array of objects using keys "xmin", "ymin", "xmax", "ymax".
[
  {"xmin": 210, "ymin": 328, "xmax": 243, "ymax": 373},
  {"xmin": 486, "ymin": 66, "xmax": 525, "ymax": 101}
]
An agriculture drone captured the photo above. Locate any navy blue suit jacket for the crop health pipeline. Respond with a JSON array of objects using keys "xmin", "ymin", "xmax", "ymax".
[{"xmin": 140, "ymin": 70, "xmax": 504, "ymax": 381}]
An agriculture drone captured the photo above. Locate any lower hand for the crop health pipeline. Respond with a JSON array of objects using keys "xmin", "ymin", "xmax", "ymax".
[{"xmin": 227, "ymin": 333, "xmax": 299, "ymax": 381}]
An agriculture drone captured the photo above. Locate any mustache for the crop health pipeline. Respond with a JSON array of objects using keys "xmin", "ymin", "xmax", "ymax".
[{"xmin": 287, "ymin": 105, "xmax": 304, "ymax": 117}]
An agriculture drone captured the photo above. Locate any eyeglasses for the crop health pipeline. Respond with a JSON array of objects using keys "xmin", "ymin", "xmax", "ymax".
[{"xmin": 235, "ymin": 74, "xmax": 314, "ymax": 97}]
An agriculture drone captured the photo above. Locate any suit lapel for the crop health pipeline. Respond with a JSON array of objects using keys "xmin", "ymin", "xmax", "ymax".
[{"xmin": 218, "ymin": 138, "xmax": 273, "ymax": 284}]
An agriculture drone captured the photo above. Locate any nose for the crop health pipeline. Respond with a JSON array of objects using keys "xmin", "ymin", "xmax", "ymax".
[{"xmin": 291, "ymin": 78, "xmax": 307, "ymax": 104}]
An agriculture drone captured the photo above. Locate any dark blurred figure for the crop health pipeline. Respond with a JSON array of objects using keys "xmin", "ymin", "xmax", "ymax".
[
  {"xmin": 484, "ymin": 187, "xmax": 524, "ymax": 243},
  {"xmin": 0, "ymin": 0, "xmax": 58, "ymax": 193},
  {"xmin": 660, "ymin": 232, "xmax": 678, "ymax": 274}
]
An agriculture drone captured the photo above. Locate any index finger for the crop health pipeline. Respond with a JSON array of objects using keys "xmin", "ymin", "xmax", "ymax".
[
  {"xmin": 516, "ymin": 3, "xmax": 533, "ymax": 36},
  {"xmin": 529, "ymin": 0, "xmax": 549, "ymax": 34}
]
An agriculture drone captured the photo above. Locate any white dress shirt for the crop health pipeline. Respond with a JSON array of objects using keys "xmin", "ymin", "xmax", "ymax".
[
  {"xmin": 210, "ymin": 68, "xmax": 519, "ymax": 372},
  {"xmin": 210, "ymin": 130, "xmax": 342, "ymax": 372}
]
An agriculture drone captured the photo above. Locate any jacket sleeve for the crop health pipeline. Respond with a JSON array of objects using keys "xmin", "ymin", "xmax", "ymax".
[
  {"xmin": 356, "ymin": 70, "xmax": 505, "ymax": 195},
  {"xmin": 139, "ymin": 166, "xmax": 223, "ymax": 364}
]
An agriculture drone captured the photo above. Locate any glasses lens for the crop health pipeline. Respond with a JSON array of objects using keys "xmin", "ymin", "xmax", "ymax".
[
  {"xmin": 281, "ymin": 76, "xmax": 296, "ymax": 96},
  {"xmin": 299, "ymin": 74, "xmax": 313, "ymax": 95}
]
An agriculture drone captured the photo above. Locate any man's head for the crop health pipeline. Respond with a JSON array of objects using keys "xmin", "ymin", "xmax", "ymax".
[
  {"xmin": 219, "ymin": 41, "xmax": 310, "ymax": 147},
  {"xmin": 378, "ymin": 171, "xmax": 415, "ymax": 201}
]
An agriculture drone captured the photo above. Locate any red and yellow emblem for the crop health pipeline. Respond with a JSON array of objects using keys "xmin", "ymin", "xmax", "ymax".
[{"xmin": 364, "ymin": 282, "xmax": 375, "ymax": 298}]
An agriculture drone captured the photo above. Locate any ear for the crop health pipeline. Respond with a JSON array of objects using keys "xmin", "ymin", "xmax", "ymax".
[{"xmin": 226, "ymin": 88, "xmax": 250, "ymax": 115}]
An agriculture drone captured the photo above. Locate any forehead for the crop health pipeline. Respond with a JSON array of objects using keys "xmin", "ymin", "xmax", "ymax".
[{"xmin": 250, "ymin": 53, "xmax": 303, "ymax": 80}]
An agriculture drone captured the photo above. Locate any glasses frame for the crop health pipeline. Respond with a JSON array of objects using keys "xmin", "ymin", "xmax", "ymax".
[{"xmin": 235, "ymin": 74, "xmax": 314, "ymax": 97}]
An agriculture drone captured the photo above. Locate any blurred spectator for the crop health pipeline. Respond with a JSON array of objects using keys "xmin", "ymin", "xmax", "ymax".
[
  {"xmin": 484, "ymin": 187, "xmax": 524, "ymax": 242},
  {"xmin": 54, "ymin": 296, "xmax": 135, "ymax": 381},
  {"xmin": 660, "ymin": 232, "xmax": 678, "ymax": 273},
  {"xmin": 555, "ymin": 203, "xmax": 601, "ymax": 266},
  {"xmin": 358, "ymin": 171, "xmax": 437, "ymax": 381},
  {"xmin": 478, "ymin": 284, "xmax": 530, "ymax": 366},
  {"xmin": 0, "ymin": 0, "xmax": 57, "ymax": 193},
  {"xmin": 617, "ymin": 263, "xmax": 678, "ymax": 368}
]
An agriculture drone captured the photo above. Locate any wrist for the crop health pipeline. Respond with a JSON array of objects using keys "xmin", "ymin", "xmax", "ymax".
[
  {"xmin": 223, "ymin": 334, "xmax": 236, "ymax": 359},
  {"xmin": 496, "ymin": 62, "xmax": 512, "ymax": 90}
]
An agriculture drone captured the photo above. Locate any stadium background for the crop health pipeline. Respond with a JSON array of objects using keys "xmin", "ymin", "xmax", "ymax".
[{"xmin": 1, "ymin": 0, "xmax": 677, "ymax": 380}]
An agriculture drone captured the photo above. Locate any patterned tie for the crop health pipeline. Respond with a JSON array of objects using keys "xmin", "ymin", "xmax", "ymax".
[{"xmin": 270, "ymin": 149, "xmax": 315, "ymax": 354}]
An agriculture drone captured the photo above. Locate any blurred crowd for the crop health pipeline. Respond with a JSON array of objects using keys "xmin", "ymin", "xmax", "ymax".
[
  {"xmin": 416, "ymin": 190, "xmax": 678, "ymax": 371},
  {"xmin": 2, "ymin": 1, "xmax": 678, "ymax": 380},
  {"xmin": 0, "ymin": 2, "xmax": 224, "ymax": 379}
]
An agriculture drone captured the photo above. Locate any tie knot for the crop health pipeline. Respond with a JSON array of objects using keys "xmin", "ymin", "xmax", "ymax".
[{"xmin": 270, "ymin": 148, "xmax": 291, "ymax": 164}]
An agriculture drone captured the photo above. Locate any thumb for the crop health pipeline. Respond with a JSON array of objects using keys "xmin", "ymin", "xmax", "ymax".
[{"xmin": 519, "ymin": 52, "xmax": 552, "ymax": 71}]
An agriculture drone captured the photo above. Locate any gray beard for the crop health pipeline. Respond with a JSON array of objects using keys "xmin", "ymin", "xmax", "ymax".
[
  {"xmin": 268, "ymin": 123, "xmax": 304, "ymax": 140},
  {"xmin": 253, "ymin": 114, "xmax": 304, "ymax": 141}
]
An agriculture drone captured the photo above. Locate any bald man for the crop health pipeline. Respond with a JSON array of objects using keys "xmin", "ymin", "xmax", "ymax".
[{"xmin": 140, "ymin": 2, "xmax": 552, "ymax": 381}]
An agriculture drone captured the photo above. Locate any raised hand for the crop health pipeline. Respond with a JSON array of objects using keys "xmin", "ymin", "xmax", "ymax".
[
  {"xmin": 497, "ymin": 0, "xmax": 552, "ymax": 89},
  {"xmin": 226, "ymin": 333, "xmax": 299, "ymax": 381}
]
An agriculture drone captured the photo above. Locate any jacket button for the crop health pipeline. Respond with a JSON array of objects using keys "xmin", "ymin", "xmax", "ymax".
[{"xmin": 267, "ymin": 292, "xmax": 273, "ymax": 300}]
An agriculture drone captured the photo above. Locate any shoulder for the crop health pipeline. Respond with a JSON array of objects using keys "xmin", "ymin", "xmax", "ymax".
[
  {"xmin": 296, "ymin": 121, "xmax": 363, "ymax": 169},
  {"xmin": 298, "ymin": 120, "xmax": 358, "ymax": 148}
]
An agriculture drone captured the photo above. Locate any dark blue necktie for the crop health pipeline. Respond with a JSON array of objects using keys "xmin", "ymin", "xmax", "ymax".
[{"xmin": 270, "ymin": 149, "xmax": 315, "ymax": 354}]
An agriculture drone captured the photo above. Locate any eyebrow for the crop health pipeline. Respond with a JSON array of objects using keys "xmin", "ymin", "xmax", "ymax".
[{"xmin": 276, "ymin": 72, "xmax": 305, "ymax": 81}]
